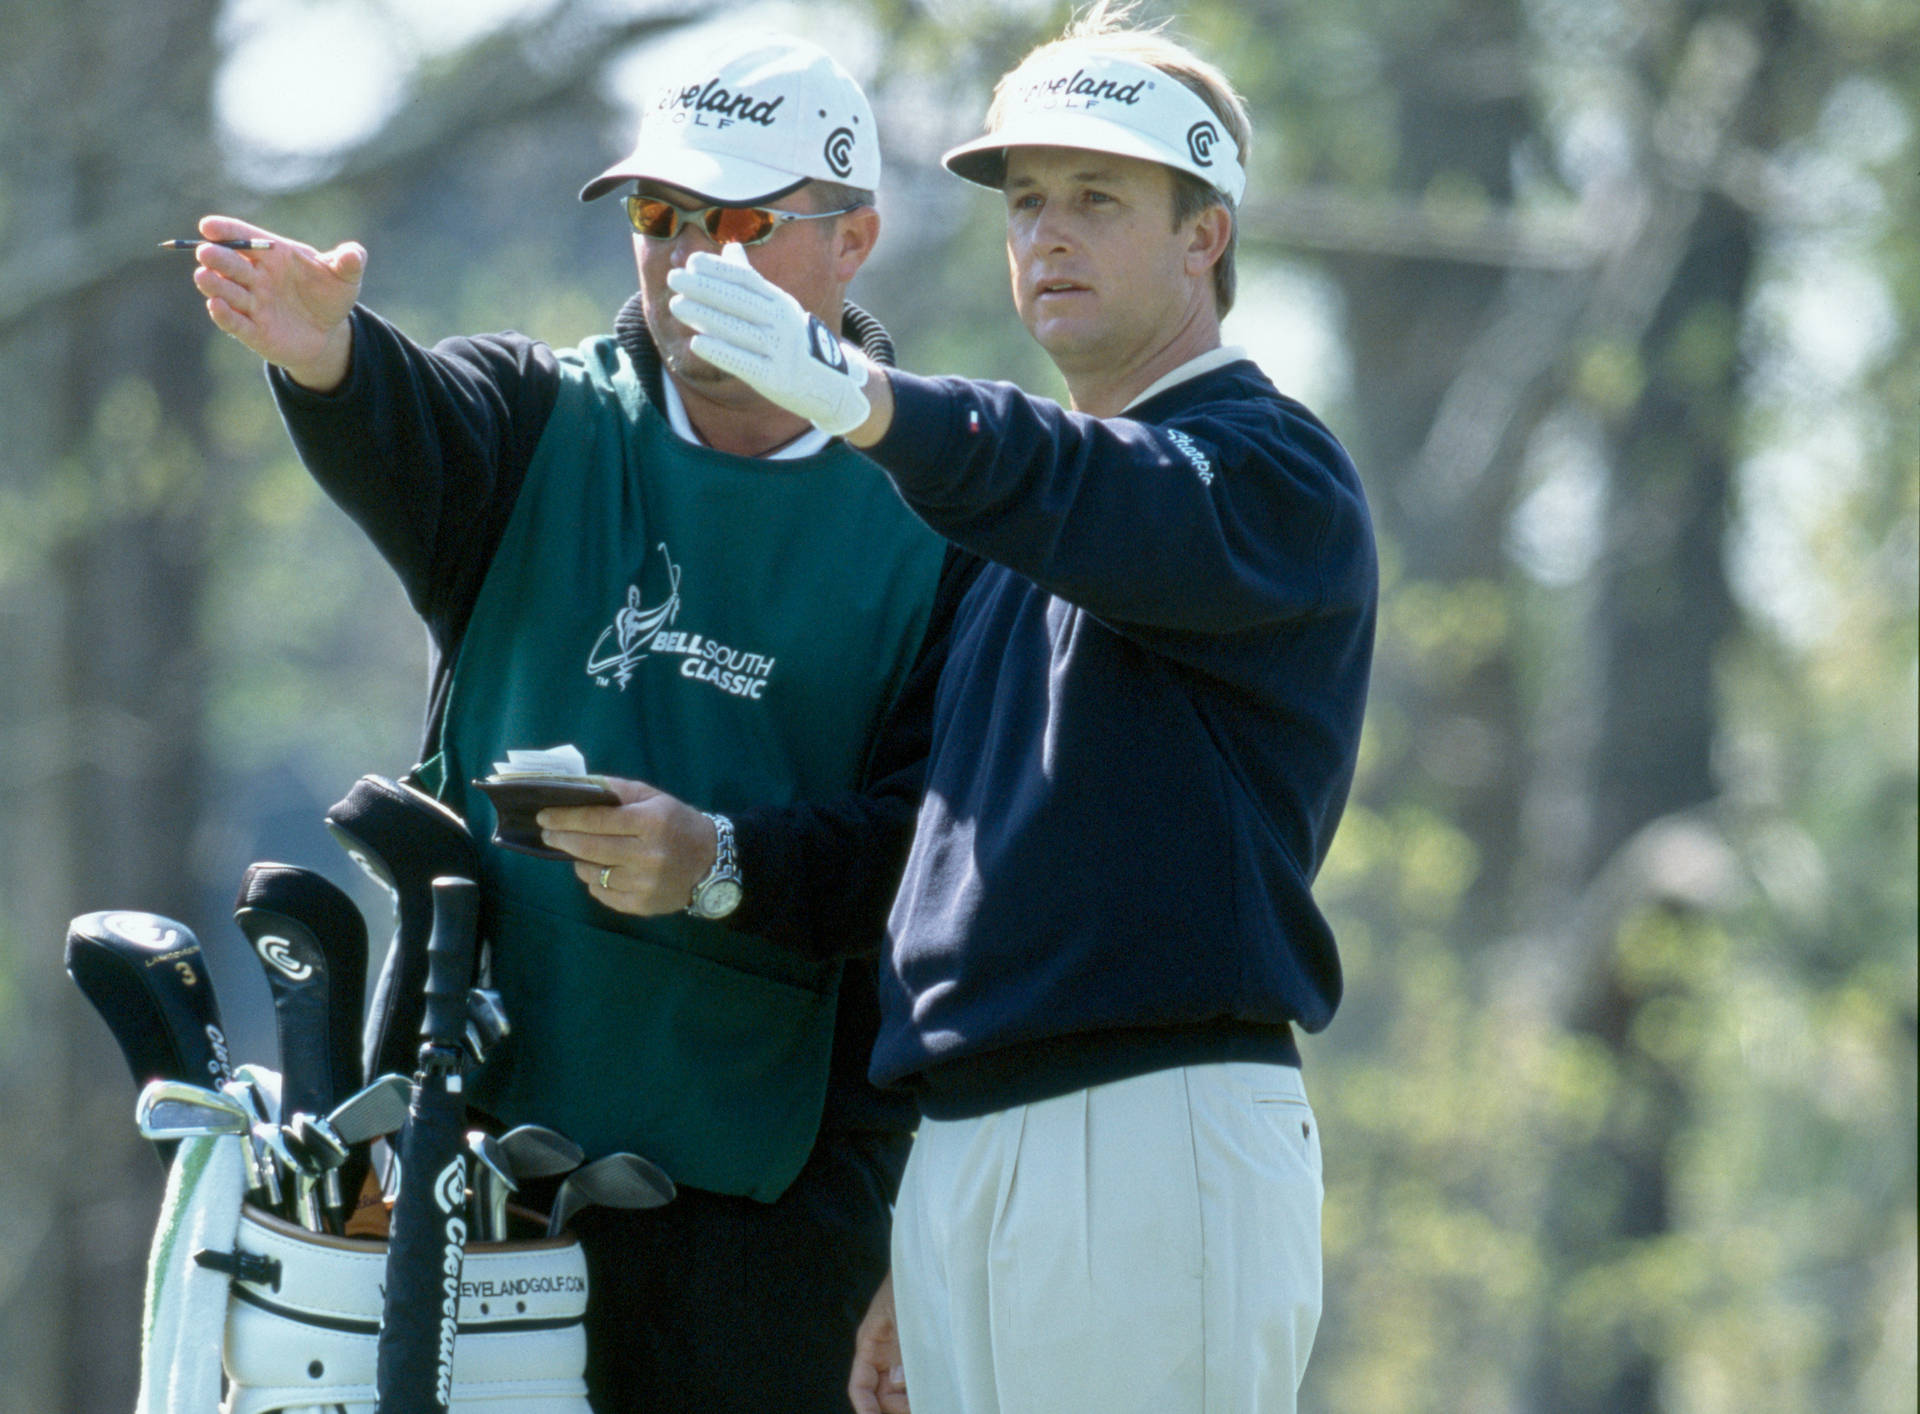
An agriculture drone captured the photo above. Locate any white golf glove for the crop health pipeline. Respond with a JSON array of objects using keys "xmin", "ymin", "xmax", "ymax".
[{"xmin": 666, "ymin": 243, "xmax": 874, "ymax": 437}]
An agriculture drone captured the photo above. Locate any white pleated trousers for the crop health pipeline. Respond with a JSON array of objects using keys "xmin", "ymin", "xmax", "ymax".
[{"xmin": 892, "ymin": 1062, "xmax": 1324, "ymax": 1414}]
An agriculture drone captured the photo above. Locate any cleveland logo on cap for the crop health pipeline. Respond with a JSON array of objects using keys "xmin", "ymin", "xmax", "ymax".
[
  {"xmin": 660, "ymin": 77, "xmax": 787, "ymax": 128},
  {"xmin": 579, "ymin": 36, "xmax": 881, "ymax": 204},
  {"xmin": 942, "ymin": 48, "xmax": 1247, "ymax": 205},
  {"xmin": 824, "ymin": 127, "xmax": 856, "ymax": 176},
  {"xmin": 1012, "ymin": 66, "xmax": 1149, "ymax": 108},
  {"xmin": 1186, "ymin": 121, "xmax": 1219, "ymax": 166}
]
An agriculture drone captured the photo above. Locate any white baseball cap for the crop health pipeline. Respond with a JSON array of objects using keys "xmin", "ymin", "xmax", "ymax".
[
  {"xmin": 942, "ymin": 48, "xmax": 1245, "ymax": 205},
  {"xmin": 581, "ymin": 37, "xmax": 880, "ymax": 205}
]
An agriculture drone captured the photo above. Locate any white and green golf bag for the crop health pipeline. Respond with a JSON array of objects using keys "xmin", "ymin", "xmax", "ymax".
[{"xmin": 136, "ymin": 1134, "xmax": 591, "ymax": 1414}]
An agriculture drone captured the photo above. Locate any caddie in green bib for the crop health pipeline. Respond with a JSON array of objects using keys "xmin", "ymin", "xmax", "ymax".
[{"xmin": 422, "ymin": 335, "xmax": 942, "ymax": 1202}]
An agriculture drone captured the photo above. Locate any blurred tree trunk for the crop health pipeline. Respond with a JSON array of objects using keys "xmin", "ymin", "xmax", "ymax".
[
  {"xmin": 1320, "ymin": 0, "xmax": 1539, "ymax": 944},
  {"xmin": 0, "ymin": 1, "xmax": 222, "ymax": 1408},
  {"xmin": 1501, "ymin": 3, "xmax": 1793, "ymax": 1408},
  {"xmin": 1532, "ymin": 6, "xmax": 1770, "ymax": 1404},
  {"xmin": 1529, "ymin": 196, "xmax": 1752, "ymax": 1413}
]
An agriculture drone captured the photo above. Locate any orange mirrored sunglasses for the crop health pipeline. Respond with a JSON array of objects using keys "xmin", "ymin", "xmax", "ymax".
[{"xmin": 624, "ymin": 194, "xmax": 862, "ymax": 246}]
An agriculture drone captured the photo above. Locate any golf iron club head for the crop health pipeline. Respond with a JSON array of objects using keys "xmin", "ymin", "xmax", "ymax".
[
  {"xmin": 254, "ymin": 1116, "xmax": 323, "ymax": 1231},
  {"xmin": 283, "ymin": 1071, "xmax": 416, "ymax": 1228},
  {"xmin": 498, "ymin": 1125, "xmax": 584, "ymax": 1183},
  {"xmin": 326, "ymin": 1072, "xmax": 412, "ymax": 1147},
  {"xmin": 232, "ymin": 1064, "xmax": 287, "ymax": 1214},
  {"xmin": 547, "ymin": 1152, "xmax": 676, "ymax": 1237},
  {"xmin": 464, "ymin": 987, "xmax": 510, "ymax": 1065},
  {"xmin": 135, "ymin": 1079, "xmax": 251, "ymax": 1142},
  {"xmin": 468, "ymin": 1131, "xmax": 516, "ymax": 1242},
  {"xmin": 483, "ymin": 1125, "xmax": 584, "ymax": 1241}
]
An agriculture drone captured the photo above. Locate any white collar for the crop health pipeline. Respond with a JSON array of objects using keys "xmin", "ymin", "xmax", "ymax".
[
  {"xmin": 660, "ymin": 372, "xmax": 831, "ymax": 461},
  {"xmin": 1121, "ymin": 345, "xmax": 1252, "ymax": 414}
]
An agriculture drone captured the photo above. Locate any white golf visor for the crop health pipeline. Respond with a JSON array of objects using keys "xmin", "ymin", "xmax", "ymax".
[{"xmin": 943, "ymin": 50, "xmax": 1244, "ymax": 205}]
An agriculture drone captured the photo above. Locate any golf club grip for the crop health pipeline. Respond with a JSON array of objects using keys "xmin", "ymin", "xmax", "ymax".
[
  {"xmin": 376, "ymin": 879, "xmax": 479, "ymax": 1412},
  {"xmin": 419, "ymin": 877, "xmax": 479, "ymax": 1054},
  {"xmin": 376, "ymin": 1082, "xmax": 468, "ymax": 1414}
]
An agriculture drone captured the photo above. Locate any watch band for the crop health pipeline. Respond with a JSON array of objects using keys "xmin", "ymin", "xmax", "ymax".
[{"xmin": 686, "ymin": 812, "xmax": 743, "ymax": 919}]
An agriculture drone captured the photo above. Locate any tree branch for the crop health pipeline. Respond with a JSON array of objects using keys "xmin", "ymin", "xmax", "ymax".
[
  {"xmin": 1400, "ymin": 15, "xmax": 1764, "ymax": 512},
  {"xmin": 1239, "ymin": 184, "xmax": 1610, "ymax": 271},
  {"xmin": 0, "ymin": 5, "xmax": 704, "ymax": 338}
]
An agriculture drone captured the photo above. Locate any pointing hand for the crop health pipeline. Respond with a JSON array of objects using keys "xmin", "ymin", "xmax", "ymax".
[{"xmin": 189, "ymin": 214, "xmax": 364, "ymax": 392}]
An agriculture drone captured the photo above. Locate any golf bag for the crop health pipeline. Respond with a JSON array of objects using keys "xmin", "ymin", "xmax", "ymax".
[{"xmin": 218, "ymin": 1203, "xmax": 591, "ymax": 1413}]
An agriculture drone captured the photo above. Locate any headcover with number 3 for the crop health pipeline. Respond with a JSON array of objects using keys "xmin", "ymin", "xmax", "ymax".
[{"xmin": 666, "ymin": 243, "xmax": 873, "ymax": 436}]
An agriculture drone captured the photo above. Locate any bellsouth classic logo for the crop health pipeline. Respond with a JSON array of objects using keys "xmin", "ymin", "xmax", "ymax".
[
  {"xmin": 586, "ymin": 542, "xmax": 779, "ymax": 701},
  {"xmin": 585, "ymin": 542, "xmax": 682, "ymax": 690}
]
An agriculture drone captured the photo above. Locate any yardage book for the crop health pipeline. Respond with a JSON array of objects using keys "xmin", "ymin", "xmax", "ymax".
[{"xmin": 473, "ymin": 746, "xmax": 619, "ymax": 858}]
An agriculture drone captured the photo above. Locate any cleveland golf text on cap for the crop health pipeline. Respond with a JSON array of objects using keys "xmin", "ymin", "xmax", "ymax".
[
  {"xmin": 581, "ymin": 37, "xmax": 880, "ymax": 205},
  {"xmin": 942, "ymin": 47, "xmax": 1245, "ymax": 204}
]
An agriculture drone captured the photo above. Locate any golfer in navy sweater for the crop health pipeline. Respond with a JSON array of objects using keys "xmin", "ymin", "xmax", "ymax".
[{"xmin": 670, "ymin": 10, "xmax": 1376, "ymax": 1412}]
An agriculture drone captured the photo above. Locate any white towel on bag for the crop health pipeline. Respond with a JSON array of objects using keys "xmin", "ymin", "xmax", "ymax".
[{"xmin": 136, "ymin": 1133, "xmax": 247, "ymax": 1414}]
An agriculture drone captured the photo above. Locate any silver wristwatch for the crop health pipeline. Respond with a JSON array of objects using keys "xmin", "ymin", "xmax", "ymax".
[{"xmin": 686, "ymin": 812, "xmax": 743, "ymax": 920}]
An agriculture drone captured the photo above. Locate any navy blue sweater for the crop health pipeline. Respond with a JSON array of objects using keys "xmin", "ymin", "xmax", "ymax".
[{"xmin": 862, "ymin": 358, "xmax": 1376, "ymax": 1119}]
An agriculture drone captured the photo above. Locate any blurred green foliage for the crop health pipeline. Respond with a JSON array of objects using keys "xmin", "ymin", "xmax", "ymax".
[{"xmin": 0, "ymin": 0, "xmax": 1911, "ymax": 1408}]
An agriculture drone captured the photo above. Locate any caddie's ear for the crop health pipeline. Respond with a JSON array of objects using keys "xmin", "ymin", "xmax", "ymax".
[
  {"xmin": 832, "ymin": 203, "xmax": 883, "ymax": 285},
  {"xmin": 1182, "ymin": 203, "xmax": 1232, "ymax": 282}
]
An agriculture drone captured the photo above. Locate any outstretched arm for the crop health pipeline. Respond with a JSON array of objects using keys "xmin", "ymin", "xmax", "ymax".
[{"xmin": 666, "ymin": 244, "xmax": 1368, "ymax": 648}]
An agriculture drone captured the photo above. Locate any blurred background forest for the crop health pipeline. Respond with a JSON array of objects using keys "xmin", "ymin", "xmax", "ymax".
[{"xmin": 0, "ymin": 0, "xmax": 1912, "ymax": 1409}]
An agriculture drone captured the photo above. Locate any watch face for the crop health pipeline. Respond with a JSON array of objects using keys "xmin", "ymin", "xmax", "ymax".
[{"xmin": 696, "ymin": 878, "xmax": 743, "ymax": 919}]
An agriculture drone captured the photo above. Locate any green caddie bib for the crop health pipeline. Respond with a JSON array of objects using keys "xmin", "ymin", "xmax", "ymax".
[{"xmin": 422, "ymin": 335, "xmax": 942, "ymax": 1201}]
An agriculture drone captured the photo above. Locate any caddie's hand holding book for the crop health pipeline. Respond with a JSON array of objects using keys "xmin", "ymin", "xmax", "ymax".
[{"xmin": 473, "ymin": 746, "xmax": 619, "ymax": 859}]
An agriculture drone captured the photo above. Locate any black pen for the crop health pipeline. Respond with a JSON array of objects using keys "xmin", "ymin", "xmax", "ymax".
[{"xmin": 158, "ymin": 238, "xmax": 274, "ymax": 250}]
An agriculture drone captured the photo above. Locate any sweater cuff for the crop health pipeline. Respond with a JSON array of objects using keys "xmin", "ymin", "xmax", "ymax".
[
  {"xmin": 265, "ymin": 308, "xmax": 366, "ymax": 406},
  {"xmin": 716, "ymin": 804, "xmax": 805, "ymax": 952},
  {"xmin": 868, "ymin": 369, "xmax": 968, "ymax": 488}
]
